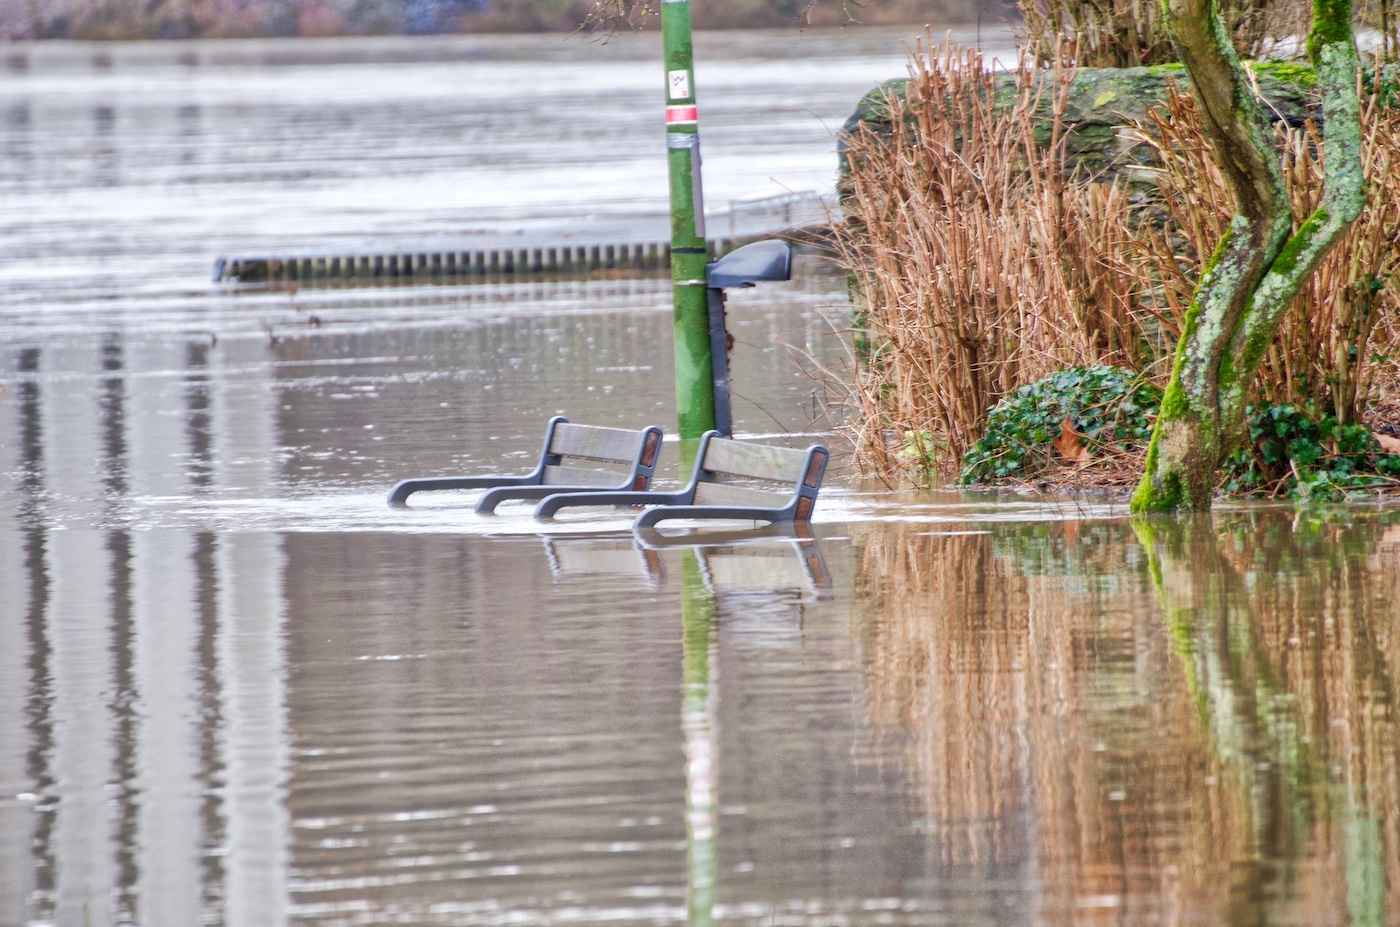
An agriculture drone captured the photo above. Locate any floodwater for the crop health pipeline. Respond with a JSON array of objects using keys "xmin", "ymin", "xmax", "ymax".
[{"xmin": 3, "ymin": 26, "xmax": 1400, "ymax": 927}]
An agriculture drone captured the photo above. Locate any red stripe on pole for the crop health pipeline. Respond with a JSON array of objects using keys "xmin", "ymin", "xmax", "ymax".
[{"xmin": 666, "ymin": 105, "xmax": 698, "ymax": 125}]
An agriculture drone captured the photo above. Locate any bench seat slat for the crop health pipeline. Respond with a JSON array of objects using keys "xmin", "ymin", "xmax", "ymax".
[
  {"xmin": 701, "ymin": 439, "xmax": 809, "ymax": 482},
  {"xmin": 693, "ymin": 481, "xmax": 789, "ymax": 508},
  {"xmin": 542, "ymin": 465, "xmax": 626, "ymax": 487},
  {"xmin": 549, "ymin": 423, "xmax": 647, "ymax": 463}
]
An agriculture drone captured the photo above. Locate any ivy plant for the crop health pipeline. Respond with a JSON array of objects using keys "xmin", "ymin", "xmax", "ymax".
[
  {"xmin": 1221, "ymin": 402, "xmax": 1400, "ymax": 500},
  {"xmin": 959, "ymin": 365, "xmax": 1163, "ymax": 484}
]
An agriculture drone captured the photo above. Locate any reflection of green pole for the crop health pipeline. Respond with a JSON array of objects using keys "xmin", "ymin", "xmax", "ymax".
[
  {"xmin": 680, "ymin": 550, "xmax": 717, "ymax": 926},
  {"xmin": 661, "ymin": 0, "xmax": 715, "ymax": 439},
  {"xmin": 1345, "ymin": 790, "xmax": 1384, "ymax": 927}
]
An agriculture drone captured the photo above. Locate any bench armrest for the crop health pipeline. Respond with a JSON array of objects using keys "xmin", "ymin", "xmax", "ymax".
[{"xmin": 388, "ymin": 474, "xmax": 539, "ymax": 506}]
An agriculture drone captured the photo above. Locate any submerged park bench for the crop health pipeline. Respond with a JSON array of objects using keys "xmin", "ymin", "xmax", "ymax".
[
  {"xmin": 386, "ymin": 416, "xmax": 664, "ymax": 513},
  {"xmin": 534, "ymin": 431, "xmax": 828, "ymax": 529}
]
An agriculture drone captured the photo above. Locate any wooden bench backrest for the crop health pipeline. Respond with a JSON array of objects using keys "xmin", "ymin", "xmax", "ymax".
[
  {"xmin": 692, "ymin": 437, "xmax": 822, "ymax": 507},
  {"xmin": 549, "ymin": 423, "xmax": 658, "ymax": 464},
  {"xmin": 543, "ymin": 422, "xmax": 662, "ymax": 489}
]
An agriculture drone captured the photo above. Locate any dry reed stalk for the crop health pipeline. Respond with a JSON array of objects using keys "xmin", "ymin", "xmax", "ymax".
[
  {"xmin": 837, "ymin": 40, "xmax": 1147, "ymax": 478},
  {"xmin": 1017, "ymin": 0, "xmax": 1173, "ymax": 67}
]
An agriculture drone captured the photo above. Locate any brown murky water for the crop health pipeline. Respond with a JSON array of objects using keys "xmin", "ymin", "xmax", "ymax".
[{"xmin": 3, "ymin": 27, "xmax": 1400, "ymax": 927}]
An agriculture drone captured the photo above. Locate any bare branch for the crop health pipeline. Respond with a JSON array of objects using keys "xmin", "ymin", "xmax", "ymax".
[{"xmin": 579, "ymin": 0, "xmax": 657, "ymax": 34}]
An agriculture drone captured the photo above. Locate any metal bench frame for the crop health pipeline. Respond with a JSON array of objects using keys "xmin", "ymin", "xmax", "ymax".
[
  {"xmin": 533, "ymin": 431, "xmax": 827, "ymax": 528},
  {"xmin": 387, "ymin": 416, "xmax": 664, "ymax": 513}
]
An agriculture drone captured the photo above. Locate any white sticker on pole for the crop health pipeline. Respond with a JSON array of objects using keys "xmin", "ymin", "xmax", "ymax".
[{"xmin": 668, "ymin": 69, "xmax": 691, "ymax": 100}]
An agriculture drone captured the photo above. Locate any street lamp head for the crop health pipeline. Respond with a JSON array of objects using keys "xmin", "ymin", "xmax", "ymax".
[{"xmin": 706, "ymin": 239, "xmax": 792, "ymax": 289}]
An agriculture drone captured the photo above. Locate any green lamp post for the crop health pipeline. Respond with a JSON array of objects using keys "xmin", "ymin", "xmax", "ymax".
[{"xmin": 661, "ymin": 0, "xmax": 715, "ymax": 440}]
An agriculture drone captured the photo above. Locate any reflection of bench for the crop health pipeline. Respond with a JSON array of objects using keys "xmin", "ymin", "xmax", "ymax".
[
  {"xmin": 387, "ymin": 416, "xmax": 663, "ymax": 513},
  {"xmin": 543, "ymin": 537, "xmax": 667, "ymax": 589},
  {"xmin": 534, "ymin": 431, "xmax": 827, "ymax": 528},
  {"xmin": 696, "ymin": 535, "xmax": 832, "ymax": 599}
]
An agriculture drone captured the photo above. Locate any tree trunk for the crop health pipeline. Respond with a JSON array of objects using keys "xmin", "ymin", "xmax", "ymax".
[{"xmin": 1130, "ymin": 0, "xmax": 1367, "ymax": 512}]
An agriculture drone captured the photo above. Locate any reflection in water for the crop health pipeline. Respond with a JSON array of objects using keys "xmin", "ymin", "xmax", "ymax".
[
  {"xmin": 92, "ymin": 104, "xmax": 118, "ymax": 187},
  {"xmin": 856, "ymin": 515, "xmax": 1400, "ymax": 925},
  {"xmin": 3, "ymin": 102, "xmax": 32, "ymax": 170},
  {"xmin": 5, "ymin": 278, "xmax": 1400, "ymax": 924},
  {"xmin": 6, "ymin": 527, "xmax": 288, "ymax": 927},
  {"xmin": 545, "ymin": 536, "xmax": 668, "ymax": 588},
  {"xmin": 677, "ymin": 534, "xmax": 831, "ymax": 924},
  {"xmin": 185, "ymin": 340, "xmax": 216, "ymax": 492},
  {"xmin": 1134, "ymin": 515, "xmax": 1395, "ymax": 926},
  {"xmin": 641, "ymin": 525, "xmax": 831, "ymax": 594},
  {"xmin": 0, "ymin": 329, "xmax": 293, "ymax": 926},
  {"xmin": 6, "ymin": 437, "xmax": 1400, "ymax": 924},
  {"xmin": 681, "ymin": 550, "xmax": 719, "ymax": 927},
  {"xmin": 0, "ymin": 277, "xmax": 844, "ymax": 913},
  {"xmin": 858, "ymin": 526, "xmax": 1049, "ymax": 924},
  {"xmin": 176, "ymin": 103, "xmax": 202, "ymax": 166},
  {"xmin": 276, "ymin": 534, "xmax": 693, "ymax": 919}
]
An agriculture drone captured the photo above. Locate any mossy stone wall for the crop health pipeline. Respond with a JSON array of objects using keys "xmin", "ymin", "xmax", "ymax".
[{"xmin": 841, "ymin": 63, "xmax": 1321, "ymax": 182}]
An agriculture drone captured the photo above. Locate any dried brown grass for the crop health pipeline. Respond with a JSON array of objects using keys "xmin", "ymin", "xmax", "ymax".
[{"xmin": 836, "ymin": 42, "xmax": 1155, "ymax": 476}]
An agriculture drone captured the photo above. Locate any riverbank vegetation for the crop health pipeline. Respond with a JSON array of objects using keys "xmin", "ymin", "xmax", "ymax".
[
  {"xmin": 837, "ymin": 31, "xmax": 1400, "ymax": 499},
  {"xmin": 1016, "ymin": 0, "xmax": 1398, "ymax": 66},
  {"xmin": 1, "ymin": 0, "xmax": 997, "ymax": 42}
]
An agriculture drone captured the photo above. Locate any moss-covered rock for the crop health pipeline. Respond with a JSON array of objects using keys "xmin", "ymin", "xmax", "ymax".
[{"xmin": 842, "ymin": 63, "xmax": 1322, "ymax": 182}]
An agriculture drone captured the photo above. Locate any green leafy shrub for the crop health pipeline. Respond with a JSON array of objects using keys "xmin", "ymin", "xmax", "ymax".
[
  {"xmin": 1221, "ymin": 403, "xmax": 1400, "ymax": 500},
  {"xmin": 959, "ymin": 366, "xmax": 1162, "ymax": 484}
]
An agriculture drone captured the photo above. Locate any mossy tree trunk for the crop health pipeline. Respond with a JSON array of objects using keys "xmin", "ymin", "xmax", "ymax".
[{"xmin": 1130, "ymin": 0, "xmax": 1367, "ymax": 512}]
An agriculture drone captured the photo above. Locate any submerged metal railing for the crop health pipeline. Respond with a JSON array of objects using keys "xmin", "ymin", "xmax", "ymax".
[{"xmin": 213, "ymin": 194, "xmax": 834, "ymax": 286}]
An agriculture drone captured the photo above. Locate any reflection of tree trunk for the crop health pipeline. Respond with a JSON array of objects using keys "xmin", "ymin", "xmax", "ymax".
[{"xmin": 1132, "ymin": 514, "xmax": 1392, "ymax": 924}]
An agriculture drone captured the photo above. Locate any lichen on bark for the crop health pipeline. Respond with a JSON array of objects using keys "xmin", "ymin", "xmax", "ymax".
[{"xmin": 1130, "ymin": 0, "xmax": 1367, "ymax": 513}]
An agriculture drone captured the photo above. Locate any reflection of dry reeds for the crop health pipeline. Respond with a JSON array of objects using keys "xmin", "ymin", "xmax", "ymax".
[
  {"xmin": 855, "ymin": 516, "xmax": 1400, "ymax": 922},
  {"xmin": 856, "ymin": 522, "xmax": 1251, "ymax": 914},
  {"xmin": 858, "ymin": 526, "xmax": 1044, "ymax": 868},
  {"xmin": 1147, "ymin": 514, "xmax": 1400, "ymax": 920}
]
